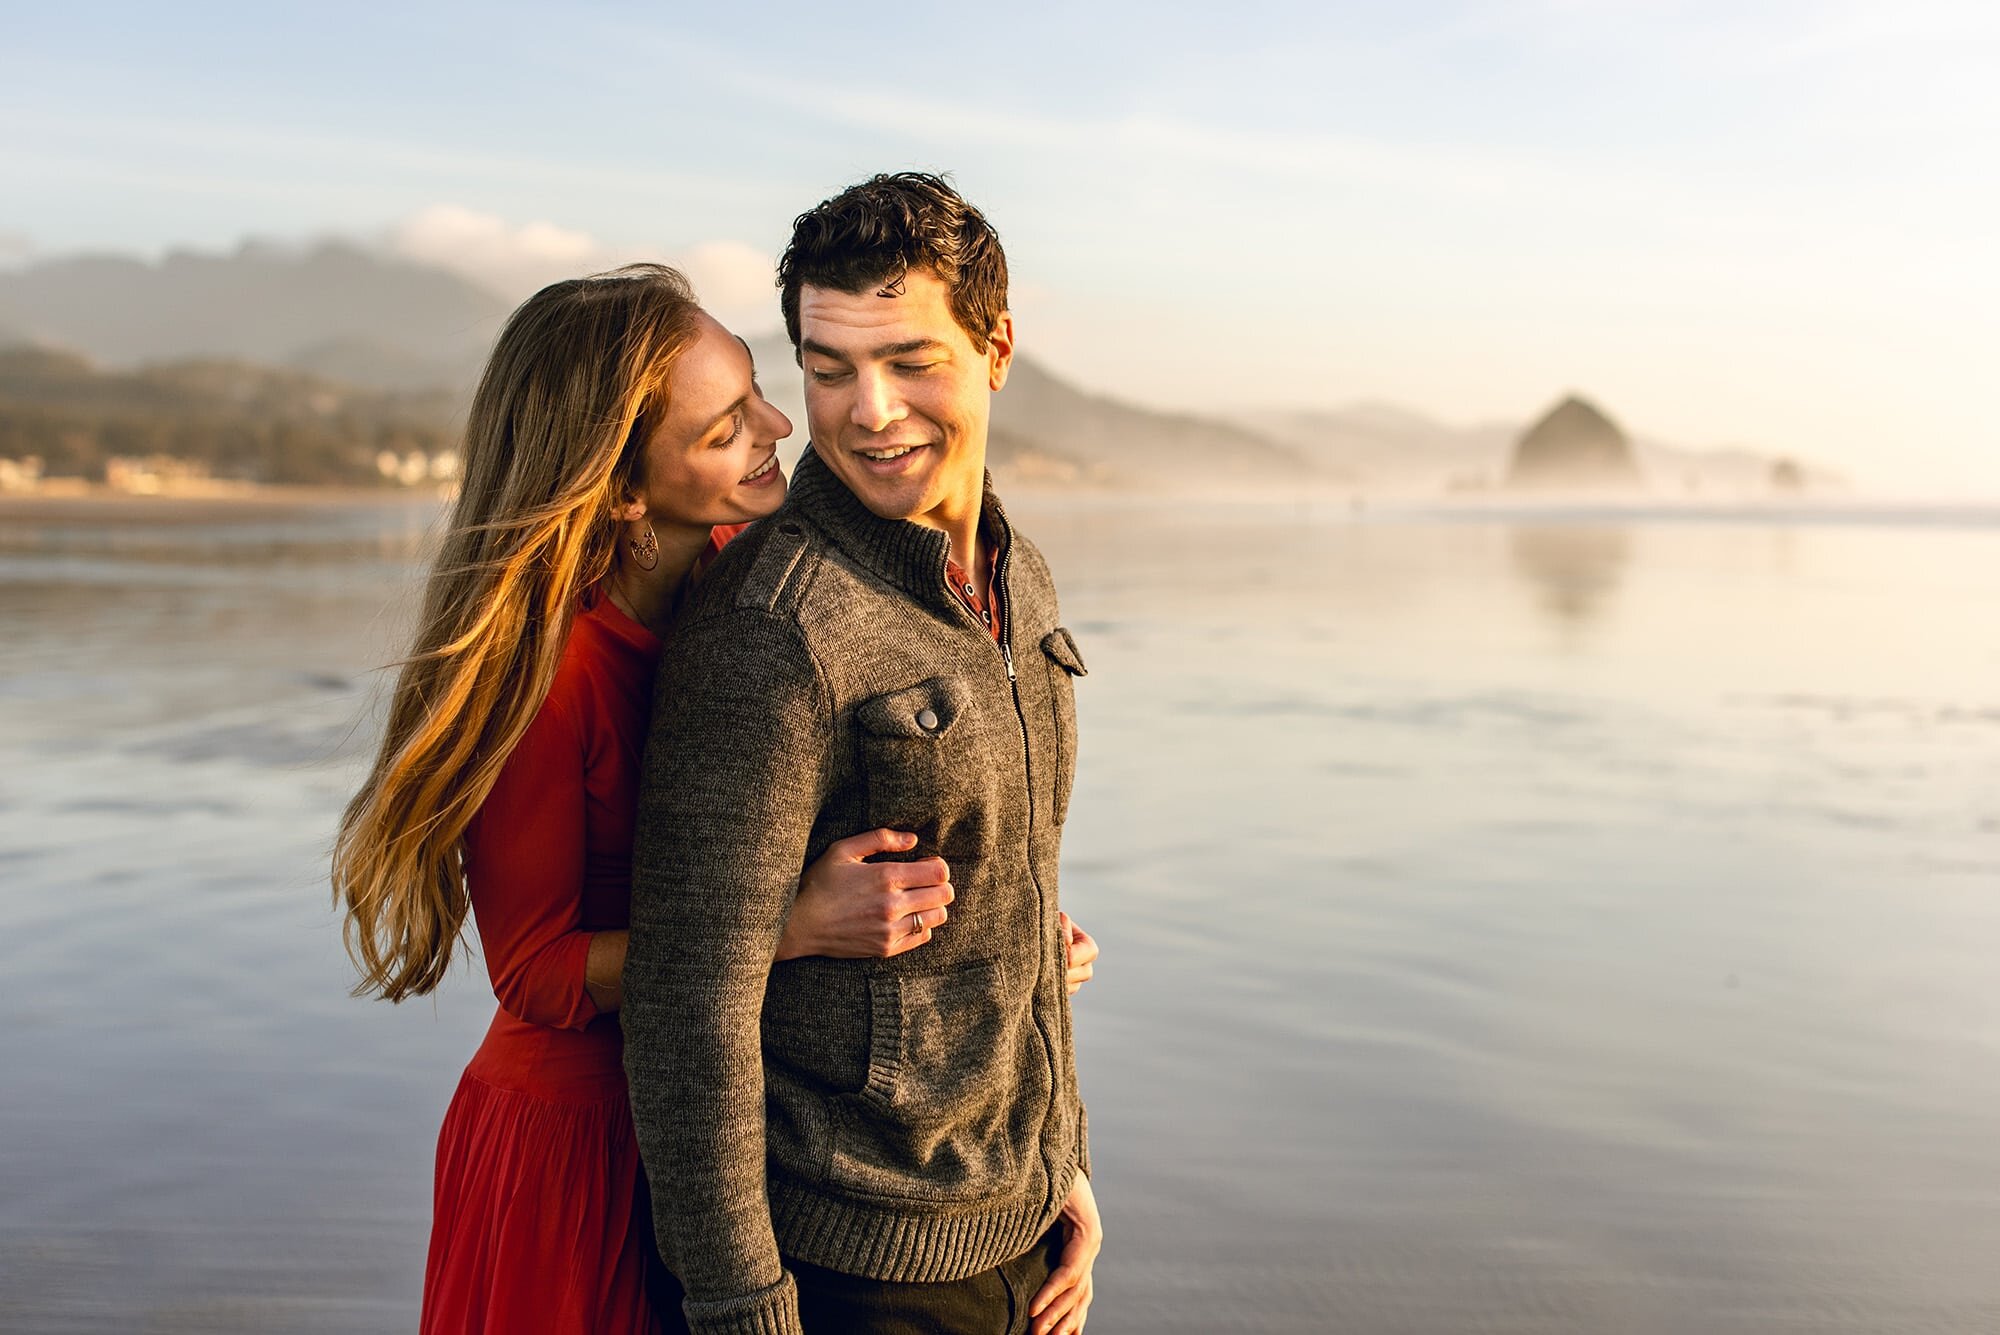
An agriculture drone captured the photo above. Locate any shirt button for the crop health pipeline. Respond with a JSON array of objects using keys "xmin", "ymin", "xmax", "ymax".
[
  {"xmin": 981, "ymin": 610, "xmax": 993, "ymax": 626},
  {"xmin": 916, "ymin": 708, "xmax": 940, "ymax": 731},
  {"xmin": 964, "ymin": 583, "xmax": 977, "ymax": 598}
]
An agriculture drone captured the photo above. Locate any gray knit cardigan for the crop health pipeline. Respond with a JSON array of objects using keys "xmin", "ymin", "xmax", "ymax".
[{"xmin": 623, "ymin": 448, "xmax": 1090, "ymax": 1335}]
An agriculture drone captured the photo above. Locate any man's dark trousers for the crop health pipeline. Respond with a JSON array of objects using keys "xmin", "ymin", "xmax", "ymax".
[{"xmin": 654, "ymin": 1228, "xmax": 1062, "ymax": 1335}]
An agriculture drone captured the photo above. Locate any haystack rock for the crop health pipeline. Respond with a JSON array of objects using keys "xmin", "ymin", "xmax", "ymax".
[{"xmin": 1505, "ymin": 395, "xmax": 1643, "ymax": 491}]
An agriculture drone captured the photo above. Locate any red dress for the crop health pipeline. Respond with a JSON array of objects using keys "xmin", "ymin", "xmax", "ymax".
[{"xmin": 421, "ymin": 529, "xmax": 739, "ymax": 1335}]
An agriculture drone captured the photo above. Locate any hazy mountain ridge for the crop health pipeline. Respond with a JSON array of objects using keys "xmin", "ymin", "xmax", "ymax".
[
  {"xmin": 0, "ymin": 244, "xmax": 1314, "ymax": 488},
  {"xmin": 1, "ymin": 241, "xmax": 1834, "ymax": 494},
  {"xmin": 745, "ymin": 335, "xmax": 1310, "ymax": 489},
  {"xmin": 1253, "ymin": 405, "xmax": 1512, "ymax": 487},
  {"xmin": 0, "ymin": 241, "xmax": 509, "ymax": 390}
]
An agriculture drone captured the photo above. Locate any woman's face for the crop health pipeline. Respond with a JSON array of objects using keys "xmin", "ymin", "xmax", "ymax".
[{"xmin": 631, "ymin": 311, "xmax": 792, "ymax": 531}]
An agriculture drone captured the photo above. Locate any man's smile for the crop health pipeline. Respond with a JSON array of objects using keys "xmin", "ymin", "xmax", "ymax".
[{"xmin": 850, "ymin": 441, "xmax": 935, "ymax": 475}]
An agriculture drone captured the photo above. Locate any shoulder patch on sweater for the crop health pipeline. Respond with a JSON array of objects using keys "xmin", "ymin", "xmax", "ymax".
[{"xmin": 733, "ymin": 517, "xmax": 816, "ymax": 613}]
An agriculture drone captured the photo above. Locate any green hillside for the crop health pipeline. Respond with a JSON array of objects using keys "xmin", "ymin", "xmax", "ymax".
[{"xmin": 0, "ymin": 346, "xmax": 461, "ymax": 485}]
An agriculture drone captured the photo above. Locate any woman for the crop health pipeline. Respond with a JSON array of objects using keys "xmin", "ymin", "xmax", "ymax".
[{"xmin": 332, "ymin": 265, "xmax": 1098, "ymax": 1335}]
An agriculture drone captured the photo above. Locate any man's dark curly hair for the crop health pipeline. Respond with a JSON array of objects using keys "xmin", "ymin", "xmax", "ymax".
[{"xmin": 777, "ymin": 172, "xmax": 1009, "ymax": 355}]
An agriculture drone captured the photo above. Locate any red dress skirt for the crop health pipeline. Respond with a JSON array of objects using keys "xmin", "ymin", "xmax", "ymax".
[
  {"xmin": 423, "ymin": 1064, "xmax": 656, "ymax": 1334},
  {"xmin": 419, "ymin": 538, "xmax": 735, "ymax": 1334}
]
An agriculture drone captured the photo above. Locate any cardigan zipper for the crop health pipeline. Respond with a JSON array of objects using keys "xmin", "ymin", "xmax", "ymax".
[
  {"xmin": 996, "ymin": 538, "xmax": 1017, "ymax": 682},
  {"xmin": 983, "ymin": 524, "xmax": 1064, "ymax": 1209}
]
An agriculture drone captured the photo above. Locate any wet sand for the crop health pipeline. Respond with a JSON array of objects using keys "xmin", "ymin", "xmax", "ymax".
[{"xmin": 4, "ymin": 494, "xmax": 1999, "ymax": 1332}]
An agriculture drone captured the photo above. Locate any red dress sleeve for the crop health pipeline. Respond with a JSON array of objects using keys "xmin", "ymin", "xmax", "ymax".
[{"xmin": 461, "ymin": 684, "xmax": 601, "ymax": 1031}]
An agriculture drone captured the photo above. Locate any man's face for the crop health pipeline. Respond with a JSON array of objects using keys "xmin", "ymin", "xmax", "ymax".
[{"xmin": 797, "ymin": 269, "xmax": 1013, "ymax": 531}]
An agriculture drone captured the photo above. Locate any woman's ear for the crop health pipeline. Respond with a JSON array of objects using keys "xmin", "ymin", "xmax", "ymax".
[{"xmin": 609, "ymin": 492, "xmax": 647, "ymax": 524}]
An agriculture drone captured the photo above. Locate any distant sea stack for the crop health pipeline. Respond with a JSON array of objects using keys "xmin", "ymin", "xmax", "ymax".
[{"xmin": 1505, "ymin": 395, "xmax": 1643, "ymax": 491}]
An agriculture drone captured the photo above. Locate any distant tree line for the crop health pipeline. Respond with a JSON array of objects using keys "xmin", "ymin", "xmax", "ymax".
[{"xmin": 0, "ymin": 345, "xmax": 463, "ymax": 486}]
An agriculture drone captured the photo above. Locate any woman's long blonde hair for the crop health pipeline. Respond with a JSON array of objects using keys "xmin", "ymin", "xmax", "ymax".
[{"xmin": 333, "ymin": 264, "xmax": 702, "ymax": 1002}]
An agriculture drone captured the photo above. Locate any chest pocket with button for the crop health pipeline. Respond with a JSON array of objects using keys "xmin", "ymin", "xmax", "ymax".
[
  {"xmin": 854, "ymin": 676, "xmax": 994, "ymax": 858},
  {"xmin": 1040, "ymin": 627, "xmax": 1087, "ymax": 825}
]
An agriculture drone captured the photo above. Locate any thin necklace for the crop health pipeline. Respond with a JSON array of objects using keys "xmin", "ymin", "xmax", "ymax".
[
  {"xmin": 606, "ymin": 572, "xmax": 687, "ymax": 637},
  {"xmin": 605, "ymin": 577, "xmax": 657, "ymax": 635}
]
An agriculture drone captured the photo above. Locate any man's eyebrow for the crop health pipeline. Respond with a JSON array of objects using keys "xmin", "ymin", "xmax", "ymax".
[{"xmin": 799, "ymin": 337, "xmax": 951, "ymax": 362}]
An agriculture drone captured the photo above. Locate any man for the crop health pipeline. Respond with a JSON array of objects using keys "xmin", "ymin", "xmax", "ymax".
[{"xmin": 623, "ymin": 173, "xmax": 1100, "ymax": 1335}]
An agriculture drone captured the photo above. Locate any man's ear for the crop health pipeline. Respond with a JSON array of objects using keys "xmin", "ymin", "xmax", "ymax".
[{"xmin": 986, "ymin": 312, "xmax": 1015, "ymax": 392}]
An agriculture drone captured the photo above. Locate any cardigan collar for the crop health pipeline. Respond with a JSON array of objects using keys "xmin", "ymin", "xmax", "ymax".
[{"xmin": 785, "ymin": 445, "xmax": 1012, "ymax": 617}]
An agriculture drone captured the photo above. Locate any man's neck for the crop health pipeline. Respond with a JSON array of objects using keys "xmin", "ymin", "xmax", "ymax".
[{"xmin": 915, "ymin": 483, "xmax": 989, "ymax": 594}]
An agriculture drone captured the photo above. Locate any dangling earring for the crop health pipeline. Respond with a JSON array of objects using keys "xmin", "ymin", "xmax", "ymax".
[{"xmin": 629, "ymin": 522, "xmax": 659, "ymax": 571}]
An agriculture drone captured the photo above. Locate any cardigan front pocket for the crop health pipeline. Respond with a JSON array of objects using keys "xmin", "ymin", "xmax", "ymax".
[{"xmin": 829, "ymin": 956, "xmax": 1051, "ymax": 1205}]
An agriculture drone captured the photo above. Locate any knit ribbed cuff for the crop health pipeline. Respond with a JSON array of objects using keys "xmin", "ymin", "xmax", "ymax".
[{"xmin": 683, "ymin": 1272, "xmax": 801, "ymax": 1335}]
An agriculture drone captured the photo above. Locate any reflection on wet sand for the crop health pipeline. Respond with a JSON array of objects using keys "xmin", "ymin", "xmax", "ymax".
[{"xmin": 1508, "ymin": 524, "xmax": 1633, "ymax": 632}]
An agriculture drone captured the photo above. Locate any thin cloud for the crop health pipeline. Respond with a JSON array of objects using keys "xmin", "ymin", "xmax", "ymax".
[
  {"xmin": 385, "ymin": 206, "xmax": 602, "ymax": 296},
  {"xmin": 379, "ymin": 206, "xmax": 781, "ymax": 333},
  {"xmin": 0, "ymin": 107, "xmax": 766, "ymax": 203},
  {"xmin": 678, "ymin": 241, "xmax": 782, "ymax": 332},
  {"xmin": 707, "ymin": 64, "xmax": 1759, "ymax": 225}
]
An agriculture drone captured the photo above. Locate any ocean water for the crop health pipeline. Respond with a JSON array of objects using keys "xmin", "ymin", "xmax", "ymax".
[{"xmin": 2, "ymin": 492, "xmax": 1997, "ymax": 1333}]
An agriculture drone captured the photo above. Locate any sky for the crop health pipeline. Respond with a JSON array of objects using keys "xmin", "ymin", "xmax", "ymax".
[{"xmin": 3, "ymin": 0, "xmax": 1997, "ymax": 493}]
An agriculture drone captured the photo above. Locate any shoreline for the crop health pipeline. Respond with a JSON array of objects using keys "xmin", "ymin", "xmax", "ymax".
[
  {"xmin": 3, "ymin": 481, "xmax": 1996, "ymax": 534},
  {"xmin": 0, "ymin": 483, "xmax": 450, "ymax": 523}
]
